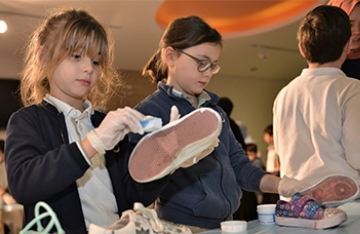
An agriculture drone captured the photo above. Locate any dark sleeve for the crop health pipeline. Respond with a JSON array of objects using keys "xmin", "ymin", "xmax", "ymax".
[
  {"xmin": 107, "ymin": 136, "xmax": 170, "ymax": 212},
  {"xmin": 5, "ymin": 109, "xmax": 89, "ymax": 204},
  {"xmin": 229, "ymin": 118, "xmax": 246, "ymax": 149},
  {"xmin": 218, "ymin": 108, "xmax": 266, "ymax": 192}
]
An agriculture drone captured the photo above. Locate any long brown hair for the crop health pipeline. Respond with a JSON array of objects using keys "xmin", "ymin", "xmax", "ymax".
[{"xmin": 20, "ymin": 7, "xmax": 122, "ymax": 108}]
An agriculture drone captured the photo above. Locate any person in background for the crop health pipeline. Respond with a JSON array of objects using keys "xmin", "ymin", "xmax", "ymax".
[
  {"xmin": 237, "ymin": 121, "xmax": 261, "ymax": 158},
  {"xmin": 273, "ymin": 5, "xmax": 360, "ymax": 204},
  {"xmin": 246, "ymin": 143, "xmax": 265, "ymax": 170},
  {"xmin": 236, "ymin": 121, "xmax": 255, "ymax": 145},
  {"xmin": 217, "ymin": 97, "xmax": 246, "ymax": 149},
  {"xmin": 262, "ymin": 124, "xmax": 280, "ymax": 204},
  {"xmin": 233, "ymin": 143, "xmax": 266, "ymax": 221},
  {"xmin": 245, "ymin": 142, "xmax": 265, "ymax": 204},
  {"xmin": 129, "ymin": 15, "xmax": 308, "ymax": 232},
  {"xmin": 263, "ymin": 124, "xmax": 280, "ymax": 176},
  {"xmin": 328, "ymin": 0, "xmax": 360, "ymax": 80},
  {"xmin": 4, "ymin": 8, "xmax": 173, "ymax": 233}
]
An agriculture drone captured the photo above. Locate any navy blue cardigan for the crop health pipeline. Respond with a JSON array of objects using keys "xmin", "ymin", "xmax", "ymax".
[
  {"xmin": 129, "ymin": 82, "xmax": 266, "ymax": 229},
  {"xmin": 5, "ymin": 101, "xmax": 169, "ymax": 233}
]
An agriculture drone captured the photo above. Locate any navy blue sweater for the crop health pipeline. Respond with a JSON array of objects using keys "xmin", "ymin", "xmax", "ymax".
[
  {"xmin": 5, "ymin": 101, "xmax": 169, "ymax": 233},
  {"xmin": 129, "ymin": 82, "xmax": 266, "ymax": 229}
]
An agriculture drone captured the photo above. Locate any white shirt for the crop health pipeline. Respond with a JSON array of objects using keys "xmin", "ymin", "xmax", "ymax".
[
  {"xmin": 45, "ymin": 95, "xmax": 118, "ymax": 229},
  {"xmin": 273, "ymin": 68, "xmax": 360, "ymax": 193}
]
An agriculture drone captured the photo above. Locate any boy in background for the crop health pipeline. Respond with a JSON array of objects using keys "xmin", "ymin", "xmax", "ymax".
[
  {"xmin": 262, "ymin": 125, "xmax": 280, "ymax": 204},
  {"xmin": 246, "ymin": 143, "xmax": 265, "ymax": 170},
  {"xmin": 273, "ymin": 5, "xmax": 360, "ymax": 204},
  {"xmin": 263, "ymin": 125, "xmax": 280, "ymax": 176}
]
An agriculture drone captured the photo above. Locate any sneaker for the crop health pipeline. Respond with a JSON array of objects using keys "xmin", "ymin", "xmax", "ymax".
[
  {"xmin": 129, "ymin": 107, "xmax": 222, "ymax": 183},
  {"xmin": 275, "ymin": 193, "xmax": 347, "ymax": 229},
  {"xmin": 300, "ymin": 175, "xmax": 359, "ymax": 206},
  {"xmin": 88, "ymin": 202, "xmax": 192, "ymax": 234}
]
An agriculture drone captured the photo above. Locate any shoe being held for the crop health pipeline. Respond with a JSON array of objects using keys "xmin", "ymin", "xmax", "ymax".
[
  {"xmin": 89, "ymin": 202, "xmax": 192, "ymax": 234},
  {"xmin": 129, "ymin": 107, "xmax": 222, "ymax": 183},
  {"xmin": 275, "ymin": 193, "xmax": 347, "ymax": 229}
]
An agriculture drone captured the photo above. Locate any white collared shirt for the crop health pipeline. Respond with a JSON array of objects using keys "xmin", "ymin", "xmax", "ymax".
[
  {"xmin": 44, "ymin": 94, "xmax": 118, "ymax": 229},
  {"xmin": 265, "ymin": 146, "xmax": 278, "ymax": 173}
]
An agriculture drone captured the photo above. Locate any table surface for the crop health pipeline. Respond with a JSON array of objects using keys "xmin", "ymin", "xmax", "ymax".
[{"xmin": 199, "ymin": 199, "xmax": 360, "ymax": 234}]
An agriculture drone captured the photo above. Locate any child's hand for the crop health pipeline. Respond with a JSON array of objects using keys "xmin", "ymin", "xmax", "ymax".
[
  {"xmin": 278, "ymin": 175, "xmax": 311, "ymax": 197},
  {"xmin": 87, "ymin": 107, "xmax": 145, "ymax": 154},
  {"xmin": 169, "ymin": 105, "xmax": 181, "ymax": 122}
]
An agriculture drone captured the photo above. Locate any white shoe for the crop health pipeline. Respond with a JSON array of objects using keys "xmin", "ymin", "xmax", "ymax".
[
  {"xmin": 89, "ymin": 202, "xmax": 192, "ymax": 234},
  {"xmin": 129, "ymin": 107, "xmax": 222, "ymax": 183}
]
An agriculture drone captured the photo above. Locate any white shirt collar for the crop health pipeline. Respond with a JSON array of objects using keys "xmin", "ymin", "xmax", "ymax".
[{"xmin": 44, "ymin": 94, "xmax": 94, "ymax": 119}]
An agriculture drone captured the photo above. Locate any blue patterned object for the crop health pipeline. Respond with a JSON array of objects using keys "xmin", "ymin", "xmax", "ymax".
[{"xmin": 276, "ymin": 193, "xmax": 325, "ymax": 220}]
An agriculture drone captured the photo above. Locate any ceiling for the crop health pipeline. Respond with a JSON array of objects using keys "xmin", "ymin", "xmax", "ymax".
[{"xmin": 0, "ymin": 0, "xmax": 328, "ymax": 81}]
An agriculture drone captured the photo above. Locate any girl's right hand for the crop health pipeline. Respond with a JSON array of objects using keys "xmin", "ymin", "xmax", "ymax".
[{"xmin": 87, "ymin": 107, "xmax": 145, "ymax": 154}]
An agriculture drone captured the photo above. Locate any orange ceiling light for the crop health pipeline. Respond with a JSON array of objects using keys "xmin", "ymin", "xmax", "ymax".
[{"xmin": 156, "ymin": 0, "xmax": 326, "ymax": 37}]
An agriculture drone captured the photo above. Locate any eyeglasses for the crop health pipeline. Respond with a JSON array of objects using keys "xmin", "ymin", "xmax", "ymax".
[{"xmin": 174, "ymin": 48, "xmax": 220, "ymax": 74}]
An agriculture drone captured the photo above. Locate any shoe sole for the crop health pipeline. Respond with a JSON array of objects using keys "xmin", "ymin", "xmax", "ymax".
[
  {"xmin": 300, "ymin": 175, "xmax": 359, "ymax": 206},
  {"xmin": 275, "ymin": 210, "xmax": 347, "ymax": 229},
  {"xmin": 129, "ymin": 108, "xmax": 222, "ymax": 183}
]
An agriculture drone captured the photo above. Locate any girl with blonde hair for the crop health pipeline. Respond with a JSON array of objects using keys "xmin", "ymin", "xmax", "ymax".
[{"xmin": 5, "ymin": 8, "xmax": 169, "ymax": 232}]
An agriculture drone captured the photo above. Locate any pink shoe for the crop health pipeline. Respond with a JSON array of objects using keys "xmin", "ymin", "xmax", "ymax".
[
  {"xmin": 300, "ymin": 175, "xmax": 359, "ymax": 206},
  {"xmin": 129, "ymin": 108, "xmax": 222, "ymax": 183}
]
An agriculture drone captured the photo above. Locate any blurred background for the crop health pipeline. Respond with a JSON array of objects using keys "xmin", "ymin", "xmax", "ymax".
[{"xmin": 0, "ymin": 0, "xmax": 327, "ymax": 160}]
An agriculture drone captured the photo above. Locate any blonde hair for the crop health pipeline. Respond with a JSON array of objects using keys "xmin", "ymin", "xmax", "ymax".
[{"xmin": 20, "ymin": 7, "xmax": 122, "ymax": 108}]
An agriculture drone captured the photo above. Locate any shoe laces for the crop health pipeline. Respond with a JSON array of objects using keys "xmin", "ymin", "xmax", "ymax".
[{"xmin": 134, "ymin": 203, "xmax": 164, "ymax": 232}]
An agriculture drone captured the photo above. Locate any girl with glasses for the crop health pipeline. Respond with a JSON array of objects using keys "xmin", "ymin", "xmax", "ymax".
[{"xmin": 129, "ymin": 15, "xmax": 306, "ymax": 232}]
